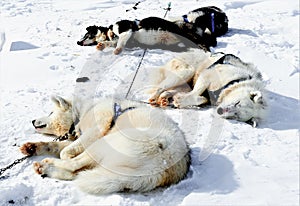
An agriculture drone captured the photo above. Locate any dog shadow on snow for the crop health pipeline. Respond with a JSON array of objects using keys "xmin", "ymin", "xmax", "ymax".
[
  {"xmin": 125, "ymin": 148, "xmax": 239, "ymax": 205},
  {"xmin": 260, "ymin": 91, "xmax": 300, "ymax": 130}
]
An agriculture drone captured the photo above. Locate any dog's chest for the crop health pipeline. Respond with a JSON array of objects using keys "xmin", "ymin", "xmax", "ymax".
[{"xmin": 133, "ymin": 29, "xmax": 180, "ymax": 45}]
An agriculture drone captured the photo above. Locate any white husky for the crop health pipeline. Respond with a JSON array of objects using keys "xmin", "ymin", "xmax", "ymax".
[
  {"xmin": 20, "ymin": 96, "xmax": 190, "ymax": 194},
  {"xmin": 148, "ymin": 50, "xmax": 267, "ymax": 126}
]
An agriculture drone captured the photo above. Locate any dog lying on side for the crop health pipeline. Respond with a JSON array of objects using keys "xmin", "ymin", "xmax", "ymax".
[
  {"xmin": 173, "ymin": 6, "xmax": 229, "ymax": 37},
  {"xmin": 77, "ymin": 16, "xmax": 217, "ymax": 54},
  {"xmin": 21, "ymin": 96, "xmax": 190, "ymax": 194},
  {"xmin": 148, "ymin": 50, "xmax": 267, "ymax": 127}
]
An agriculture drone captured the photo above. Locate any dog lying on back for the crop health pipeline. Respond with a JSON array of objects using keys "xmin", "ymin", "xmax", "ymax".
[
  {"xmin": 21, "ymin": 96, "xmax": 190, "ymax": 194},
  {"xmin": 148, "ymin": 50, "xmax": 267, "ymax": 127},
  {"xmin": 77, "ymin": 16, "xmax": 217, "ymax": 54}
]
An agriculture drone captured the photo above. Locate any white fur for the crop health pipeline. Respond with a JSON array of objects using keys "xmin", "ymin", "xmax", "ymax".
[
  {"xmin": 148, "ymin": 49, "xmax": 267, "ymax": 124},
  {"xmin": 21, "ymin": 97, "xmax": 190, "ymax": 194},
  {"xmin": 103, "ymin": 23, "xmax": 182, "ymax": 54},
  {"xmin": 133, "ymin": 29, "xmax": 180, "ymax": 45},
  {"xmin": 187, "ymin": 11, "xmax": 205, "ymax": 23}
]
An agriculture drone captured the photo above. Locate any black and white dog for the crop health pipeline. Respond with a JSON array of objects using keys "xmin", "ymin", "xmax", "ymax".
[
  {"xmin": 176, "ymin": 6, "xmax": 229, "ymax": 37},
  {"xmin": 77, "ymin": 16, "xmax": 217, "ymax": 54}
]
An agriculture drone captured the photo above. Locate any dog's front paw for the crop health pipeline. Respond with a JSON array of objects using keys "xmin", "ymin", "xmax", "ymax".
[
  {"xmin": 114, "ymin": 48, "xmax": 122, "ymax": 55},
  {"xmin": 96, "ymin": 42, "xmax": 105, "ymax": 50},
  {"xmin": 20, "ymin": 142, "xmax": 37, "ymax": 156}
]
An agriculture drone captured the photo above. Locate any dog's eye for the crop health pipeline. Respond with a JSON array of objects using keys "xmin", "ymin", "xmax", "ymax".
[
  {"xmin": 234, "ymin": 101, "xmax": 240, "ymax": 107},
  {"xmin": 48, "ymin": 112, "xmax": 53, "ymax": 117}
]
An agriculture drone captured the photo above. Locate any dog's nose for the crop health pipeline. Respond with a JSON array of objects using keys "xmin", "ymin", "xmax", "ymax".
[
  {"xmin": 32, "ymin": 120, "xmax": 36, "ymax": 126},
  {"xmin": 77, "ymin": 41, "xmax": 83, "ymax": 46},
  {"xmin": 217, "ymin": 107, "xmax": 223, "ymax": 115}
]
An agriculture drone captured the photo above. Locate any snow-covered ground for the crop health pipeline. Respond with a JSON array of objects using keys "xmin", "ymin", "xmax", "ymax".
[{"xmin": 0, "ymin": 0, "xmax": 299, "ymax": 205}]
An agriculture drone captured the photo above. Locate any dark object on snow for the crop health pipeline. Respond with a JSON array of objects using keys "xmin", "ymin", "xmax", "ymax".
[{"xmin": 76, "ymin": 77, "xmax": 90, "ymax": 83}]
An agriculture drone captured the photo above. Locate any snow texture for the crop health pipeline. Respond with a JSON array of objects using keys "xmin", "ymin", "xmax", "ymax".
[{"xmin": 0, "ymin": 0, "xmax": 299, "ymax": 205}]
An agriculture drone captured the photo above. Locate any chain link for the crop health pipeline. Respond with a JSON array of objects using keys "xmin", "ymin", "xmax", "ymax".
[
  {"xmin": 0, "ymin": 134, "xmax": 71, "ymax": 179},
  {"xmin": 0, "ymin": 155, "xmax": 31, "ymax": 178}
]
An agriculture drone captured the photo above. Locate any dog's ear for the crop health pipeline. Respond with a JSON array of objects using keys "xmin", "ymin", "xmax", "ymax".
[
  {"xmin": 86, "ymin": 25, "xmax": 97, "ymax": 32},
  {"xmin": 51, "ymin": 95, "xmax": 70, "ymax": 111},
  {"xmin": 86, "ymin": 26, "xmax": 92, "ymax": 31},
  {"xmin": 250, "ymin": 91, "xmax": 263, "ymax": 104}
]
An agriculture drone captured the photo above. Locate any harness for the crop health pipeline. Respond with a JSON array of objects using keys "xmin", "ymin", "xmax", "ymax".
[
  {"xmin": 207, "ymin": 54, "xmax": 253, "ymax": 105},
  {"xmin": 109, "ymin": 102, "xmax": 136, "ymax": 129},
  {"xmin": 210, "ymin": 13, "xmax": 215, "ymax": 33},
  {"xmin": 182, "ymin": 15, "xmax": 189, "ymax": 23},
  {"xmin": 208, "ymin": 76, "xmax": 252, "ymax": 105}
]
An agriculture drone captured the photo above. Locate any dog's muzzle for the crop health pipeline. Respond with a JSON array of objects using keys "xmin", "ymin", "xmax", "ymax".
[{"xmin": 77, "ymin": 41, "xmax": 84, "ymax": 46}]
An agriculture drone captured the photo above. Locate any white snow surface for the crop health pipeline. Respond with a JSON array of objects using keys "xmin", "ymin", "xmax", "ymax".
[{"xmin": 0, "ymin": 0, "xmax": 299, "ymax": 205}]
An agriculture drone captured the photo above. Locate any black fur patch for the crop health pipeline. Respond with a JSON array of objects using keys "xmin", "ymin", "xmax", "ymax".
[
  {"xmin": 190, "ymin": 6, "xmax": 229, "ymax": 37},
  {"xmin": 138, "ymin": 17, "xmax": 216, "ymax": 50},
  {"xmin": 77, "ymin": 26, "xmax": 110, "ymax": 46},
  {"xmin": 115, "ymin": 20, "xmax": 139, "ymax": 33}
]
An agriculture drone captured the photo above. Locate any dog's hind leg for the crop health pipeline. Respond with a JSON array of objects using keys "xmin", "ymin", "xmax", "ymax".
[
  {"xmin": 20, "ymin": 141, "xmax": 71, "ymax": 157},
  {"xmin": 96, "ymin": 40, "xmax": 118, "ymax": 50},
  {"xmin": 157, "ymin": 85, "xmax": 191, "ymax": 107},
  {"xmin": 33, "ymin": 151, "xmax": 97, "ymax": 180},
  {"xmin": 114, "ymin": 30, "xmax": 133, "ymax": 54},
  {"xmin": 149, "ymin": 59, "xmax": 195, "ymax": 105}
]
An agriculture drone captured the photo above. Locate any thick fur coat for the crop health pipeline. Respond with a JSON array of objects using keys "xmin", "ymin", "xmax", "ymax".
[
  {"xmin": 77, "ymin": 16, "xmax": 217, "ymax": 54},
  {"xmin": 21, "ymin": 96, "xmax": 190, "ymax": 194},
  {"xmin": 148, "ymin": 50, "xmax": 267, "ymax": 126}
]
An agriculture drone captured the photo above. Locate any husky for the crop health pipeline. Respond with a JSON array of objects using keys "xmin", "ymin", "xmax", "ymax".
[
  {"xmin": 21, "ymin": 96, "xmax": 190, "ymax": 194},
  {"xmin": 77, "ymin": 16, "xmax": 217, "ymax": 54},
  {"xmin": 148, "ymin": 50, "xmax": 267, "ymax": 127},
  {"xmin": 173, "ymin": 6, "xmax": 229, "ymax": 37}
]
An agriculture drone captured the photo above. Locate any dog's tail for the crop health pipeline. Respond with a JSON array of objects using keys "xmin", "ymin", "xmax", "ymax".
[{"xmin": 74, "ymin": 166, "xmax": 158, "ymax": 194}]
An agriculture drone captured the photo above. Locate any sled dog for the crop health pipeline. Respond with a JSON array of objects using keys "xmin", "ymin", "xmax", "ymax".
[
  {"xmin": 148, "ymin": 50, "xmax": 267, "ymax": 126},
  {"xmin": 77, "ymin": 16, "xmax": 217, "ymax": 54},
  {"xmin": 21, "ymin": 96, "xmax": 190, "ymax": 194},
  {"xmin": 173, "ymin": 6, "xmax": 229, "ymax": 37}
]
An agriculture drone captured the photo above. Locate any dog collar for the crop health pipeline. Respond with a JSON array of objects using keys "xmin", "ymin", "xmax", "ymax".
[
  {"xmin": 109, "ymin": 102, "xmax": 136, "ymax": 129},
  {"xmin": 54, "ymin": 117, "xmax": 79, "ymax": 141}
]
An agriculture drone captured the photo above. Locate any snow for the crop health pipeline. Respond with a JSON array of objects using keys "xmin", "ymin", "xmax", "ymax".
[{"xmin": 0, "ymin": 0, "xmax": 299, "ymax": 205}]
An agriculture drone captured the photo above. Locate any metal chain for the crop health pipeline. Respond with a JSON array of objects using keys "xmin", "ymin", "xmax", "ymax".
[
  {"xmin": 0, "ymin": 132, "xmax": 72, "ymax": 178},
  {"xmin": 53, "ymin": 133, "xmax": 69, "ymax": 142},
  {"xmin": 0, "ymin": 155, "xmax": 31, "ymax": 178}
]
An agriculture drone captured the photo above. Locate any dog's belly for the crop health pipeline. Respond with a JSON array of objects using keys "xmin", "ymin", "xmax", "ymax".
[{"xmin": 133, "ymin": 29, "xmax": 180, "ymax": 45}]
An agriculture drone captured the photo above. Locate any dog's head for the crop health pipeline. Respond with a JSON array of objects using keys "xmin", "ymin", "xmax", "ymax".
[
  {"xmin": 32, "ymin": 96, "xmax": 73, "ymax": 136},
  {"xmin": 216, "ymin": 88, "xmax": 267, "ymax": 127},
  {"xmin": 77, "ymin": 26, "xmax": 109, "ymax": 46}
]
